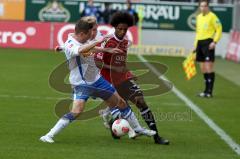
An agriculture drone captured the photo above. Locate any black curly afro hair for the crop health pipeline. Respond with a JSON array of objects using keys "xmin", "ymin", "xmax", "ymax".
[{"xmin": 110, "ymin": 11, "xmax": 135, "ymax": 27}]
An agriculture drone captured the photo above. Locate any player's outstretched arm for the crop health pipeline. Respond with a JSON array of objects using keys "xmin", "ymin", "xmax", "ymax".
[
  {"xmin": 55, "ymin": 37, "xmax": 123, "ymax": 57},
  {"xmin": 92, "ymin": 47, "xmax": 124, "ymax": 54},
  {"xmin": 95, "ymin": 60, "xmax": 128, "ymax": 73},
  {"xmin": 80, "ymin": 35, "xmax": 114, "ymax": 53}
]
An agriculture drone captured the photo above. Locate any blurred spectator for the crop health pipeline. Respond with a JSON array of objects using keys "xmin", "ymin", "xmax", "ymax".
[
  {"xmin": 217, "ymin": 0, "xmax": 234, "ymax": 3},
  {"xmin": 154, "ymin": 0, "xmax": 234, "ymax": 3},
  {"xmin": 125, "ymin": 0, "xmax": 139, "ymax": 25},
  {"xmin": 101, "ymin": 2, "xmax": 116, "ymax": 24},
  {"xmin": 81, "ymin": 0, "xmax": 102, "ymax": 22}
]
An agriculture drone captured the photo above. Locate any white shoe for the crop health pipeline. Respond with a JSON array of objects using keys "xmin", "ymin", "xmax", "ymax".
[
  {"xmin": 135, "ymin": 128, "xmax": 156, "ymax": 137},
  {"xmin": 99, "ymin": 108, "xmax": 111, "ymax": 129},
  {"xmin": 128, "ymin": 127, "xmax": 138, "ymax": 139},
  {"xmin": 197, "ymin": 92, "xmax": 213, "ymax": 98},
  {"xmin": 103, "ymin": 122, "xmax": 110, "ymax": 129},
  {"xmin": 198, "ymin": 92, "xmax": 205, "ymax": 97},
  {"xmin": 40, "ymin": 135, "xmax": 54, "ymax": 143}
]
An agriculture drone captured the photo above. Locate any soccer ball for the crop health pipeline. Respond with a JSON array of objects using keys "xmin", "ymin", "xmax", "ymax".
[{"xmin": 112, "ymin": 119, "xmax": 130, "ymax": 137}]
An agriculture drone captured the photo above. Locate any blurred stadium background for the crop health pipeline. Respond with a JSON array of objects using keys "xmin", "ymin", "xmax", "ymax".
[
  {"xmin": 1, "ymin": 0, "xmax": 240, "ymax": 60},
  {"xmin": 0, "ymin": 0, "xmax": 240, "ymax": 159}
]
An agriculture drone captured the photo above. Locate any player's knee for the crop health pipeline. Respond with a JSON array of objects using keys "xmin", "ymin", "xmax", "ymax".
[
  {"xmin": 70, "ymin": 107, "xmax": 82, "ymax": 119},
  {"xmin": 200, "ymin": 67, "xmax": 205, "ymax": 73},
  {"xmin": 71, "ymin": 109, "xmax": 82, "ymax": 115},
  {"xmin": 71, "ymin": 101, "xmax": 84, "ymax": 115},
  {"xmin": 117, "ymin": 98, "xmax": 127, "ymax": 109},
  {"xmin": 135, "ymin": 97, "xmax": 148, "ymax": 109}
]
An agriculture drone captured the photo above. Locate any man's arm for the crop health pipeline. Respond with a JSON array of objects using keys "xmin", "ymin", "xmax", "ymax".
[
  {"xmin": 95, "ymin": 60, "xmax": 128, "ymax": 73},
  {"xmin": 91, "ymin": 47, "xmax": 124, "ymax": 54},
  {"xmin": 55, "ymin": 39, "xmax": 104, "ymax": 57},
  {"xmin": 79, "ymin": 40, "xmax": 103, "ymax": 55},
  {"xmin": 213, "ymin": 15, "xmax": 222, "ymax": 44},
  {"xmin": 193, "ymin": 15, "xmax": 198, "ymax": 51},
  {"xmin": 56, "ymin": 38, "xmax": 123, "ymax": 57},
  {"xmin": 209, "ymin": 14, "xmax": 222, "ymax": 50}
]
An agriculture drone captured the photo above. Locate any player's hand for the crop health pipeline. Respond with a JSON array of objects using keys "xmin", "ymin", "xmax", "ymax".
[
  {"xmin": 98, "ymin": 35, "xmax": 111, "ymax": 43},
  {"xmin": 55, "ymin": 45, "xmax": 64, "ymax": 52},
  {"xmin": 192, "ymin": 47, "xmax": 196, "ymax": 53},
  {"xmin": 209, "ymin": 42, "xmax": 216, "ymax": 50},
  {"xmin": 107, "ymin": 48, "xmax": 124, "ymax": 54}
]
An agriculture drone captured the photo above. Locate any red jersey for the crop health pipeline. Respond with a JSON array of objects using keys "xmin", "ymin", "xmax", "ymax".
[{"xmin": 94, "ymin": 34, "xmax": 134, "ymax": 86}]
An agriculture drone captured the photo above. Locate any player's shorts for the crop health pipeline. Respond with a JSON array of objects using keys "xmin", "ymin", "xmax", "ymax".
[
  {"xmin": 196, "ymin": 38, "xmax": 215, "ymax": 62},
  {"xmin": 72, "ymin": 76, "xmax": 116, "ymax": 101},
  {"xmin": 115, "ymin": 79, "xmax": 143, "ymax": 102}
]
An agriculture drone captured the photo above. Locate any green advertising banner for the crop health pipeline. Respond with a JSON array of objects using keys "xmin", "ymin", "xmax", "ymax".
[{"xmin": 25, "ymin": 0, "xmax": 233, "ymax": 32}]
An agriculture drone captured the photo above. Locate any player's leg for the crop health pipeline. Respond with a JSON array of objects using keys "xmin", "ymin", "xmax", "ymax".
[
  {"xmin": 115, "ymin": 80, "xmax": 156, "ymax": 131},
  {"xmin": 203, "ymin": 61, "xmax": 215, "ymax": 96},
  {"xmin": 40, "ymin": 85, "xmax": 90, "ymax": 143},
  {"xmin": 95, "ymin": 77, "xmax": 156, "ymax": 137},
  {"xmin": 114, "ymin": 80, "xmax": 157, "ymax": 133},
  {"xmin": 99, "ymin": 106, "xmax": 111, "ymax": 129},
  {"xmin": 40, "ymin": 99, "xmax": 86, "ymax": 143},
  {"xmin": 104, "ymin": 91, "xmax": 141, "ymax": 130},
  {"xmin": 204, "ymin": 42, "xmax": 215, "ymax": 96},
  {"xmin": 104, "ymin": 92, "xmax": 137, "ymax": 138},
  {"xmin": 130, "ymin": 96, "xmax": 169, "ymax": 145},
  {"xmin": 199, "ymin": 62, "xmax": 209, "ymax": 95},
  {"xmin": 105, "ymin": 91, "xmax": 156, "ymax": 137},
  {"xmin": 198, "ymin": 39, "xmax": 215, "ymax": 98},
  {"xmin": 196, "ymin": 40, "xmax": 208, "ymax": 97},
  {"xmin": 117, "ymin": 80, "xmax": 169, "ymax": 144}
]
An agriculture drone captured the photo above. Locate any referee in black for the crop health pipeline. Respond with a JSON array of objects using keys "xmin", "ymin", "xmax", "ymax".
[{"xmin": 193, "ymin": 0, "xmax": 222, "ymax": 98}]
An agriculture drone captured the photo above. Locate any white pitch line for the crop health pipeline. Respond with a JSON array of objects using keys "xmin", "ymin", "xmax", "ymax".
[
  {"xmin": 0, "ymin": 94, "xmax": 103, "ymax": 102},
  {"xmin": 161, "ymin": 102, "xmax": 183, "ymax": 106},
  {"xmin": 0, "ymin": 94, "xmax": 64, "ymax": 100},
  {"xmin": 137, "ymin": 54, "xmax": 240, "ymax": 156}
]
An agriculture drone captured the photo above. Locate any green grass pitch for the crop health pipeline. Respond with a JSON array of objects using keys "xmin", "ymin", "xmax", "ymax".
[{"xmin": 0, "ymin": 48, "xmax": 239, "ymax": 159}]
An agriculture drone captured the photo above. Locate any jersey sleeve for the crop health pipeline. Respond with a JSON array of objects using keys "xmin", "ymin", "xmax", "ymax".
[
  {"xmin": 64, "ymin": 41, "xmax": 80, "ymax": 58},
  {"xmin": 194, "ymin": 15, "xmax": 199, "ymax": 48},
  {"xmin": 212, "ymin": 14, "xmax": 222, "ymax": 43}
]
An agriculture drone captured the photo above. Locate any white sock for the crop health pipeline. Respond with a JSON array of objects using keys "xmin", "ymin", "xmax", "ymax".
[
  {"xmin": 125, "ymin": 111, "xmax": 142, "ymax": 130},
  {"xmin": 102, "ymin": 107, "xmax": 111, "ymax": 117},
  {"xmin": 110, "ymin": 106, "xmax": 121, "ymax": 120},
  {"xmin": 46, "ymin": 118, "xmax": 70, "ymax": 138}
]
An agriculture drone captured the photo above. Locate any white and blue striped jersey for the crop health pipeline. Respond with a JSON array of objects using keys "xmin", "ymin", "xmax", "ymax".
[{"xmin": 63, "ymin": 33, "xmax": 101, "ymax": 86}]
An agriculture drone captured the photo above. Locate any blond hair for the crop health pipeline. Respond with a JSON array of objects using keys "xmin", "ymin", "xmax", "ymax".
[
  {"xmin": 75, "ymin": 16, "xmax": 97, "ymax": 34},
  {"xmin": 81, "ymin": 16, "xmax": 97, "ymax": 25}
]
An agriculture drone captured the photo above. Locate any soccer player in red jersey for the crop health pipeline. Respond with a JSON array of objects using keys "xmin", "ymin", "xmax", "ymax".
[{"xmin": 95, "ymin": 12, "xmax": 169, "ymax": 145}]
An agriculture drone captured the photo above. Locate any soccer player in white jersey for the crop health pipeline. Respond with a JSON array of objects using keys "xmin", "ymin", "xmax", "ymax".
[{"xmin": 40, "ymin": 16, "xmax": 155, "ymax": 143}]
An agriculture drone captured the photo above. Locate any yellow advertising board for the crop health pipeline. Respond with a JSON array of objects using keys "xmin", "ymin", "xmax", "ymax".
[
  {"xmin": 0, "ymin": 0, "xmax": 25, "ymax": 20},
  {"xmin": 129, "ymin": 45, "xmax": 185, "ymax": 57}
]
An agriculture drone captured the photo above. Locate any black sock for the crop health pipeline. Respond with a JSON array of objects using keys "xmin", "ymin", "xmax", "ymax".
[
  {"xmin": 208, "ymin": 72, "xmax": 215, "ymax": 94},
  {"xmin": 203, "ymin": 73, "xmax": 209, "ymax": 93},
  {"xmin": 140, "ymin": 107, "xmax": 159, "ymax": 138}
]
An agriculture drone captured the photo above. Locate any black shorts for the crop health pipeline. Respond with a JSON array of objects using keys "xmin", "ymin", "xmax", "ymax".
[
  {"xmin": 115, "ymin": 79, "xmax": 143, "ymax": 102},
  {"xmin": 196, "ymin": 38, "xmax": 215, "ymax": 62}
]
